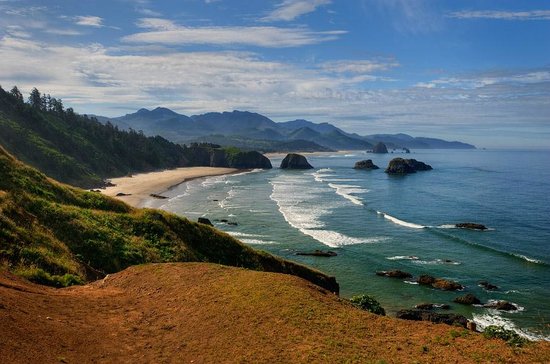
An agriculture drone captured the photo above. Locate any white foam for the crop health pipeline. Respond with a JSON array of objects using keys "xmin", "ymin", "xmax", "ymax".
[
  {"xmin": 344, "ymin": 154, "xmax": 356, "ymax": 157},
  {"xmin": 377, "ymin": 211, "xmax": 426, "ymax": 229},
  {"xmin": 472, "ymin": 312, "xmax": 550, "ymax": 341},
  {"xmin": 241, "ymin": 238, "xmax": 279, "ymax": 245},
  {"xmin": 484, "ymin": 300, "xmax": 525, "ymax": 312},
  {"xmin": 230, "ymin": 168, "xmax": 264, "ymax": 177},
  {"xmin": 327, "ymin": 183, "xmax": 367, "ymax": 206},
  {"xmin": 387, "ymin": 255, "xmax": 420, "ymax": 261},
  {"xmin": 512, "ymin": 253, "xmax": 544, "ymax": 264},
  {"xmin": 226, "ymin": 231, "xmax": 266, "ymax": 238},
  {"xmin": 404, "ymin": 280, "xmax": 419, "ymax": 285},
  {"xmin": 412, "ymin": 259, "xmax": 461, "ymax": 265},
  {"xmin": 437, "ymin": 224, "xmax": 457, "ymax": 229}
]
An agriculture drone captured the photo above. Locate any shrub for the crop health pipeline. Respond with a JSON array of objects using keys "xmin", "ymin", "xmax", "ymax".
[
  {"xmin": 483, "ymin": 325, "xmax": 529, "ymax": 347},
  {"xmin": 350, "ymin": 294, "xmax": 386, "ymax": 316}
]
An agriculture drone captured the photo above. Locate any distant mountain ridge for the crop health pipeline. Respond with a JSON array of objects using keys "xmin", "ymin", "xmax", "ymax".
[{"xmin": 105, "ymin": 108, "xmax": 475, "ymax": 151}]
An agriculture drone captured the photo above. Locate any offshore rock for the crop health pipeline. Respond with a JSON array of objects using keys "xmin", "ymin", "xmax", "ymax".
[
  {"xmin": 454, "ymin": 294, "xmax": 481, "ymax": 305},
  {"xmin": 456, "ymin": 223, "xmax": 488, "ymax": 231},
  {"xmin": 385, "ymin": 158, "xmax": 432, "ymax": 174},
  {"xmin": 376, "ymin": 270, "xmax": 412, "ymax": 279},
  {"xmin": 280, "ymin": 153, "xmax": 313, "ymax": 169},
  {"xmin": 479, "ymin": 280, "xmax": 499, "ymax": 290},
  {"xmin": 354, "ymin": 160, "xmax": 379, "ymax": 170},
  {"xmin": 296, "ymin": 250, "xmax": 337, "ymax": 257},
  {"xmin": 414, "ymin": 303, "xmax": 451, "ymax": 310},
  {"xmin": 198, "ymin": 217, "xmax": 213, "ymax": 226},
  {"xmin": 484, "ymin": 300, "xmax": 518, "ymax": 311},
  {"xmin": 372, "ymin": 142, "xmax": 389, "ymax": 154},
  {"xmin": 417, "ymin": 275, "xmax": 463, "ymax": 291},
  {"xmin": 396, "ymin": 310, "xmax": 468, "ymax": 328}
]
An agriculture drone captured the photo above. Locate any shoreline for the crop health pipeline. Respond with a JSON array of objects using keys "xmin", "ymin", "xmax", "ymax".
[{"xmin": 100, "ymin": 167, "xmax": 241, "ymax": 208}]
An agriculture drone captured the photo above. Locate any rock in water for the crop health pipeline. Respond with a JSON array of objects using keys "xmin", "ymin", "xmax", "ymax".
[
  {"xmin": 484, "ymin": 300, "xmax": 518, "ymax": 311},
  {"xmin": 478, "ymin": 280, "xmax": 499, "ymax": 290},
  {"xmin": 354, "ymin": 160, "xmax": 379, "ymax": 170},
  {"xmin": 376, "ymin": 270, "xmax": 412, "ymax": 279},
  {"xmin": 417, "ymin": 275, "xmax": 463, "ymax": 291},
  {"xmin": 372, "ymin": 142, "xmax": 388, "ymax": 154},
  {"xmin": 280, "ymin": 153, "xmax": 313, "ymax": 169},
  {"xmin": 456, "ymin": 223, "xmax": 488, "ymax": 231},
  {"xmin": 454, "ymin": 294, "xmax": 481, "ymax": 305},
  {"xmin": 396, "ymin": 310, "xmax": 468, "ymax": 328},
  {"xmin": 414, "ymin": 303, "xmax": 450, "ymax": 310},
  {"xmin": 198, "ymin": 217, "xmax": 213, "ymax": 226},
  {"xmin": 385, "ymin": 158, "xmax": 432, "ymax": 174},
  {"xmin": 296, "ymin": 250, "xmax": 337, "ymax": 257}
]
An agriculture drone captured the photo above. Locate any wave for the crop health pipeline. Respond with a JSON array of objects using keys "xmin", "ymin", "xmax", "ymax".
[
  {"xmin": 387, "ymin": 255, "xmax": 420, "ymax": 261},
  {"xmin": 327, "ymin": 183, "xmax": 367, "ymax": 206},
  {"xmin": 377, "ymin": 211, "xmax": 426, "ymax": 229},
  {"xmin": 484, "ymin": 299, "xmax": 525, "ymax": 312},
  {"xmin": 411, "ymin": 259, "xmax": 461, "ymax": 266},
  {"xmin": 241, "ymin": 238, "xmax": 279, "ymax": 245},
  {"xmin": 225, "ymin": 231, "xmax": 266, "ymax": 238},
  {"xmin": 429, "ymin": 229, "xmax": 549, "ymax": 266},
  {"xmin": 472, "ymin": 312, "xmax": 549, "ymax": 341},
  {"xmin": 230, "ymin": 168, "xmax": 264, "ymax": 177}
]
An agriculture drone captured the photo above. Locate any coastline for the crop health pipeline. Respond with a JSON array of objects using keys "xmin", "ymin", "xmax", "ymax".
[{"xmin": 101, "ymin": 167, "xmax": 240, "ymax": 208}]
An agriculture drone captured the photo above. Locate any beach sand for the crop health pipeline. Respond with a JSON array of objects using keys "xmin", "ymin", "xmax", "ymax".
[{"xmin": 101, "ymin": 167, "xmax": 239, "ymax": 207}]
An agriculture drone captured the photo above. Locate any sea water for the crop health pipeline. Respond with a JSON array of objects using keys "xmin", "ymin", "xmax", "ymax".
[{"xmin": 156, "ymin": 149, "xmax": 550, "ymax": 340}]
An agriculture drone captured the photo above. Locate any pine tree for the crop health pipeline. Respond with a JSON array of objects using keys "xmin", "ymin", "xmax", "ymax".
[
  {"xmin": 28, "ymin": 88, "xmax": 42, "ymax": 109},
  {"xmin": 9, "ymin": 86, "xmax": 24, "ymax": 103}
]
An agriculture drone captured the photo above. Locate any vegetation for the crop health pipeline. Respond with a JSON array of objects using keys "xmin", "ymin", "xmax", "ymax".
[
  {"xmin": 0, "ymin": 85, "xmax": 188, "ymax": 187},
  {"xmin": 0, "ymin": 146, "xmax": 336, "ymax": 291},
  {"xmin": 349, "ymin": 294, "xmax": 386, "ymax": 315},
  {"xmin": 483, "ymin": 325, "xmax": 529, "ymax": 347}
]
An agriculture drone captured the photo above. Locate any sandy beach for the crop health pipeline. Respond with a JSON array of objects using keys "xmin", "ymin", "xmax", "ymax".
[{"xmin": 101, "ymin": 167, "xmax": 240, "ymax": 207}]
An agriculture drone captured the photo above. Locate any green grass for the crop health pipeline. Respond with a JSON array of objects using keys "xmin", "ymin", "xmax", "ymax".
[{"xmin": 0, "ymin": 146, "xmax": 338, "ymax": 292}]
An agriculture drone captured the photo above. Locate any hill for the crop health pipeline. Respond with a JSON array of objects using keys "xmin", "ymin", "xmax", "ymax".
[
  {"xmin": 0, "ymin": 145, "xmax": 335, "ymax": 292},
  {"xmin": 106, "ymin": 107, "xmax": 475, "ymax": 151},
  {"xmin": 365, "ymin": 133, "xmax": 476, "ymax": 149},
  {"xmin": 1, "ymin": 263, "xmax": 548, "ymax": 363}
]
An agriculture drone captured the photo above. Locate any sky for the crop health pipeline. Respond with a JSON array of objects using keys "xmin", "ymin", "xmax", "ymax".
[{"xmin": 0, "ymin": 0, "xmax": 549, "ymax": 147}]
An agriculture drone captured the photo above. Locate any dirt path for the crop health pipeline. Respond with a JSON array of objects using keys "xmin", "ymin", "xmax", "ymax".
[{"xmin": 1, "ymin": 263, "xmax": 548, "ymax": 363}]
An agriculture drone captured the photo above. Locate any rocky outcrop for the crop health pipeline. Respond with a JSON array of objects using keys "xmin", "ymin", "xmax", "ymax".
[
  {"xmin": 280, "ymin": 153, "xmax": 313, "ymax": 169},
  {"xmin": 385, "ymin": 158, "xmax": 432, "ymax": 174},
  {"xmin": 454, "ymin": 294, "xmax": 481, "ymax": 305},
  {"xmin": 372, "ymin": 142, "xmax": 388, "ymax": 154},
  {"xmin": 396, "ymin": 310, "xmax": 468, "ymax": 328},
  {"xmin": 456, "ymin": 223, "xmax": 488, "ymax": 231},
  {"xmin": 417, "ymin": 275, "xmax": 463, "ymax": 291},
  {"xmin": 296, "ymin": 250, "xmax": 337, "ymax": 257},
  {"xmin": 353, "ymin": 160, "xmax": 379, "ymax": 170},
  {"xmin": 226, "ymin": 151, "xmax": 272, "ymax": 169},
  {"xmin": 484, "ymin": 301, "xmax": 518, "ymax": 311},
  {"xmin": 376, "ymin": 270, "xmax": 412, "ymax": 279},
  {"xmin": 198, "ymin": 217, "xmax": 213, "ymax": 226},
  {"xmin": 183, "ymin": 144, "xmax": 272, "ymax": 169}
]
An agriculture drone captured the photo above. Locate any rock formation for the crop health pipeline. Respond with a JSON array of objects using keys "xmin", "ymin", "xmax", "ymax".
[
  {"xmin": 385, "ymin": 158, "xmax": 432, "ymax": 174},
  {"xmin": 296, "ymin": 250, "xmax": 337, "ymax": 257},
  {"xmin": 396, "ymin": 310, "xmax": 468, "ymax": 328},
  {"xmin": 456, "ymin": 223, "xmax": 488, "ymax": 231},
  {"xmin": 484, "ymin": 300, "xmax": 518, "ymax": 311},
  {"xmin": 479, "ymin": 280, "xmax": 499, "ymax": 290},
  {"xmin": 354, "ymin": 160, "xmax": 379, "ymax": 170},
  {"xmin": 372, "ymin": 142, "xmax": 388, "ymax": 154},
  {"xmin": 414, "ymin": 303, "xmax": 450, "ymax": 310},
  {"xmin": 198, "ymin": 217, "xmax": 213, "ymax": 226},
  {"xmin": 454, "ymin": 294, "xmax": 481, "ymax": 305},
  {"xmin": 376, "ymin": 270, "xmax": 412, "ymax": 279},
  {"xmin": 417, "ymin": 275, "xmax": 463, "ymax": 291},
  {"xmin": 280, "ymin": 153, "xmax": 313, "ymax": 169}
]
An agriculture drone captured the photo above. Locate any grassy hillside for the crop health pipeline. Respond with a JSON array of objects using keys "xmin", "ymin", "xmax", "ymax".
[
  {"xmin": 0, "ymin": 86, "xmax": 188, "ymax": 187},
  {"xmin": 0, "ymin": 146, "xmax": 337, "ymax": 292},
  {"xmin": 1, "ymin": 263, "xmax": 548, "ymax": 363}
]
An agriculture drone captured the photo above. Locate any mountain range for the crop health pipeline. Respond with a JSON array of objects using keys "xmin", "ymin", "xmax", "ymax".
[{"xmin": 100, "ymin": 108, "xmax": 476, "ymax": 152}]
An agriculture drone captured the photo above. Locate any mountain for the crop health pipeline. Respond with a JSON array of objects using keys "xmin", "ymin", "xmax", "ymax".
[
  {"xmin": 365, "ymin": 134, "xmax": 476, "ymax": 149},
  {"xmin": 107, "ymin": 107, "xmax": 475, "ymax": 151},
  {"xmin": 0, "ymin": 145, "xmax": 336, "ymax": 292}
]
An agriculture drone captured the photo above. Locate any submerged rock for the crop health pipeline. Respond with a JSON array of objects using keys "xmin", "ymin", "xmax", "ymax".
[
  {"xmin": 385, "ymin": 158, "xmax": 432, "ymax": 174},
  {"xmin": 479, "ymin": 280, "xmax": 499, "ymax": 290},
  {"xmin": 456, "ymin": 223, "xmax": 488, "ymax": 231},
  {"xmin": 454, "ymin": 294, "xmax": 481, "ymax": 305},
  {"xmin": 414, "ymin": 303, "xmax": 451, "ymax": 310},
  {"xmin": 396, "ymin": 309, "xmax": 468, "ymax": 328},
  {"xmin": 296, "ymin": 250, "xmax": 337, "ymax": 257},
  {"xmin": 280, "ymin": 153, "xmax": 313, "ymax": 169},
  {"xmin": 376, "ymin": 270, "xmax": 412, "ymax": 279},
  {"xmin": 372, "ymin": 142, "xmax": 389, "ymax": 154},
  {"xmin": 354, "ymin": 159, "xmax": 379, "ymax": 170}
]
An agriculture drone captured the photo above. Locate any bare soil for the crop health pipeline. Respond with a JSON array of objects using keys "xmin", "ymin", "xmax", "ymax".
[{"xmin": 1, "ymin": 263, "xmax": 548, "ymax": 363}]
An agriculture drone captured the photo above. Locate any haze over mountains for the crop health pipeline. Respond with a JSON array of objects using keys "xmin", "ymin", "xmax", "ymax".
[{"xmin": 101, "ymin": 108, "xmax": 476, "ymax": 152}]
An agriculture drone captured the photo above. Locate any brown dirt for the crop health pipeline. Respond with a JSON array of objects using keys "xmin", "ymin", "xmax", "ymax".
[{"xmin": 1, "ymin": 263, "xmax": 548, "ymax": 363}]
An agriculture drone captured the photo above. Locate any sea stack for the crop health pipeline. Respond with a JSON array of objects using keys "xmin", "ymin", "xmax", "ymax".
[
  {"xmin": 372, "ymin": 142, "xmax": 389, "ymax": 154},
  {"xmin": 354, "ymin": 159, "xmax": 379, "ymax": 170},
  {"xmin": 280, "ymin": 153, "xmax": 313, "ymax": 169},
  {"xmin": 385, "ymin": 158, "xmax": 432, "ymax": 174}
]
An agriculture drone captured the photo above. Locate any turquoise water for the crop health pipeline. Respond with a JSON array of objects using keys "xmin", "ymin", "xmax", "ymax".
[{"xmin": 153, "ymin": 149, "xmax": 550, "ymax": 339}]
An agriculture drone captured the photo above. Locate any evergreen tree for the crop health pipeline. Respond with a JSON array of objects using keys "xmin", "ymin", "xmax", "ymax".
[
  {"xmin": 9, "ymin": 86, "xmax": 24, "ymax": 103},
  {"xmin": 28, "ymin": 88, "xmax": 42, "ymax": 109}
]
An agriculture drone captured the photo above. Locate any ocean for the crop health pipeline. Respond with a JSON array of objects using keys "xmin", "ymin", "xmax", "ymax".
[{"xmin": 149, "ymin": 149, "xmax": 550, "ymax": 340}]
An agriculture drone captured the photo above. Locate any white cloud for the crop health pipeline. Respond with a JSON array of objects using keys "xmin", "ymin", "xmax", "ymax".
[
  {"xmin": 449, "ymin": 10, "xmax": 550, "ymax": 21},
  {"xmin": 124, "ymin": 18, "xmax": 346, "ymax": 47},
  {"xmin": 261, "ymin": 0, "xmax": 331, "ymax": 22},
  {"xmin": 321, "ymin": 59, "xmax": 400, "ymax": 74},
  {"xmin": 74, "ymin": 15, "xmax": 104, "ymax": 27}
]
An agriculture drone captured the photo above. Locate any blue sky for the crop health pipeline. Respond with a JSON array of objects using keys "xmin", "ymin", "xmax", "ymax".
[{"xmin": 0, "ymin": 0, "xmax": 549, "ymax": 147}]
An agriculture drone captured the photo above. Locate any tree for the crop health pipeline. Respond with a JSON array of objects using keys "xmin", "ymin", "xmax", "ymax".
[
  {"xmin": 9, "ymin": 86, "xmax": 24, "ymax": 103},
  {"xmin": 28, "ymin": 88, "xmax": 42, "ymax": 109}
]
